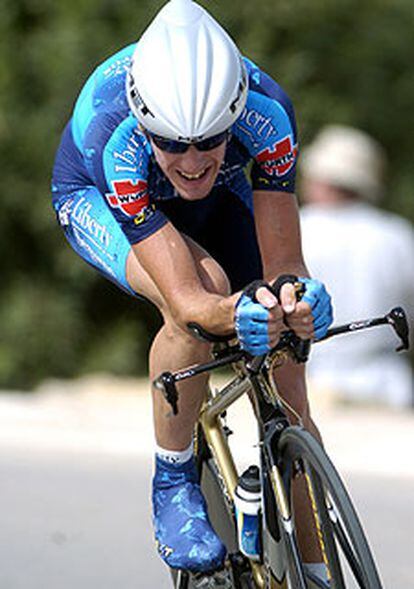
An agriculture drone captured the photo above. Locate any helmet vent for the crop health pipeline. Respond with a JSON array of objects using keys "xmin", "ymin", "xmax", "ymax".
[
  {"xmin": 230, "ymin": 60, "xmax": 247, "ymax": 114},
  {"xmin": 127, "ymin": 71, "xmax": 154, "ymax": 119}
]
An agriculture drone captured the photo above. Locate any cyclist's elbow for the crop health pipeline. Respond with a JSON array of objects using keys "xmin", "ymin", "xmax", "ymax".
[{"xmin": 166, "ymin": 274, "xmax": 232, "ymax": 333}]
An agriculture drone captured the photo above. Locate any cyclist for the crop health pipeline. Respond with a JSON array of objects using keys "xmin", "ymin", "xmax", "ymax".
[{"xmin": 52, "ymin": 0, "xmax": 333, "ymax": 582}]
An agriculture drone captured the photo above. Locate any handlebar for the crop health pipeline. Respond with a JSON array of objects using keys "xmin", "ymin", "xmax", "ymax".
[
  {"xmin": 321, "ymin": 306, "xmax": 409, "ymax": 352},
  {"xmin": 153, "ymin": 306, "xmax": 410, "ymax": 415}
]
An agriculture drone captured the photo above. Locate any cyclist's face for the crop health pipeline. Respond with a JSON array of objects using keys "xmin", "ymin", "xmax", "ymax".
[{"xmin": 150, "ymin": 140, "xmax": 227, "ymax": 201}]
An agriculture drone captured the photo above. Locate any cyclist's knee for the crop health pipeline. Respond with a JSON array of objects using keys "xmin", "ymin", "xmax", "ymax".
[
  {"xmin": 153, "ymin": 260, "xmax": 230, "ymax": 336},
  {"xmin": 127, "ymin": 242, "xmax": 231, "ymax": 312}
]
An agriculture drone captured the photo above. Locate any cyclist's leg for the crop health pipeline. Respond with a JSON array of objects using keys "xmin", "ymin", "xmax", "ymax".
[
  {"xmin": 146, "ymin": 188, "xmax": 260, "ymax": 450},
  {"xmin": 126, "ymin": 234, "xmax": 231, "ymax": 451},
  {"xmin": 126, "ymin": 239, "xmax": 231, "ymax": 572},
  {"xmin": 54, "ymin": 186, "xmax": 231, "ymax": 572},
  {"xmin": 53, "ymin": 185, "xmax": 230, "ymax": 451}
]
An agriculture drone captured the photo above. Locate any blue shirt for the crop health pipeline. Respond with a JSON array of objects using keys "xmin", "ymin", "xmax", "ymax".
[{"xmin": 52, "ymin": 44, "xmax": 298, "ymax": 246}]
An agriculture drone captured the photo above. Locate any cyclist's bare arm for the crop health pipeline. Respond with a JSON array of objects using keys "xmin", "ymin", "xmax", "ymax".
[
  {"xmin": 254, "ymin": 190, "xmax": 314, "ymax": 340},
  {"xmin": 254, "ymin": 191, "xmax": 308, "ymax": 279},
  {"xmin": 131, "ymin": 221, "xmax": 239, "ymax": 334}
]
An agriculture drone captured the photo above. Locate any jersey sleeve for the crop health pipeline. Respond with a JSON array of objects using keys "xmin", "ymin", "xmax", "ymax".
[
  {"xmin": 234, "ymin": 59, "xmax": 299, "ymax": 194},
  {"xmin": 70, "ymin": 45, "xmax": 168, "ymax": 245},
  {"xmin": 104, "ymin": 118, "xmax": 169, "ymax": 244},
  {"xmin": 82, "ymin": 114, "xmax": 168, "ymax": 245}
]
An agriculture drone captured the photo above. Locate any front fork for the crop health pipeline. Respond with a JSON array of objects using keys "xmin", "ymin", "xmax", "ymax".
[{"xmin": 258, "ymin": 418, "xmax": 298, "ymax": 589}]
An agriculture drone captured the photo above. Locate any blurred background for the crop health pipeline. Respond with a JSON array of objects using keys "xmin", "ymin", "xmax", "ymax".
[{"xmin": 1, "ymin": 0, "xmax": 413, "ymax": 391}]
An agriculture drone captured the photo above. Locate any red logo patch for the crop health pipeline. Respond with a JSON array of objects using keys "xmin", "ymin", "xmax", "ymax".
[
  {"xmin": 256, "ymin": 136, "xmax": 298, "ymax": 177},
  {"xmin": 106, "ymin": 179, "xmax": 149, "ymax": 216}
]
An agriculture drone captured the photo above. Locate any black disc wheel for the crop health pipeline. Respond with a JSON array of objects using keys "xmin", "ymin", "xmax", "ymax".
[{"xmin": 278, "ymin": 426, "xmax": 383, "ymax": 589}]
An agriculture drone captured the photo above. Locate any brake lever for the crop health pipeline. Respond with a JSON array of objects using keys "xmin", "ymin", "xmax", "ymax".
[
  {"xmin": 320, "ymin": 306, "xmax": 410, "ymax": 352},
  {"xmin": 153, "ymin": 347, "xmax": 246, "ymax": 415},
  {"xmin": 153, "ymin": 371, "xmax": 179, "ymax": 415},
  {"xmin": 386, "ymin": 306, "xmax": 410, "ymax": 351}
]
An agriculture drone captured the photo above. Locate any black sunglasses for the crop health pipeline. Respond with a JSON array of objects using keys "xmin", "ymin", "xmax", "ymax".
[{"xmin": 147, "ymin": 130, "xmax": 231, "ymax": 154}]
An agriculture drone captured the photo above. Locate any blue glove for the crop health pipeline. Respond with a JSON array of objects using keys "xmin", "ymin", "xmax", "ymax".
[
  {"xmin": 299, "ymin": 277, "xmax": 333, "ymax": 340},
  {"xmin": 235, "ymin": 284, "xmax": 271, "ymax": 356}
]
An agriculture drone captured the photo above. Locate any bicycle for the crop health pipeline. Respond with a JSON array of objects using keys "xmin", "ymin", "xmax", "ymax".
[{"xmin": 154, "ymin": 301, "xmax": 410, "ymax": 589}]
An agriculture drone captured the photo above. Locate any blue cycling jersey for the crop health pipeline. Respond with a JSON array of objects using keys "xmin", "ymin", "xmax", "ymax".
[{"xmin": 52, "ymin": 43, "xmax": 298, "ymax": 246}]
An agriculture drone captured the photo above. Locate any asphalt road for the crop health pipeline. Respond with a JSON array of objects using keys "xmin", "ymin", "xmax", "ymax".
[
  {"xmin": 0, "ymin": 448, "xmax": 170, "ymax": 589},
  {"xmin": 0, "ymin": 376, "xmax": 413, "ymax": 589}
]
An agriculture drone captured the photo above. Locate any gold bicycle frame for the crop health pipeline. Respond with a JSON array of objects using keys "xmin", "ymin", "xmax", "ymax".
[{"xmin": 198, "ymin": 370, "xmax": 296, "ymax": 589}]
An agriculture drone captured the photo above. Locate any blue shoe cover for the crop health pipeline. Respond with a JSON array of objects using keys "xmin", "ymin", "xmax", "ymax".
[{"xmin": 152, "ymin": 456, "xmax": 226, "ymax": 572}]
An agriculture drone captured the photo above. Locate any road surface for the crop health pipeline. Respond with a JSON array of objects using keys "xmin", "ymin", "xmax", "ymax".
[{"xmin": 0, "ymin": 375, "xmax": 412, "ymax": 588}]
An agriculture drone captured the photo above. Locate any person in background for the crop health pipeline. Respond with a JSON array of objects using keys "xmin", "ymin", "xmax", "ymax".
[{"xmin": 300, "ymin": 125, "xmax": 414, "ymax": 409}]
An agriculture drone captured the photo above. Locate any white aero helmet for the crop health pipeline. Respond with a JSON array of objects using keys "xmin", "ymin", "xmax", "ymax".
[{"xmin": 126, "ymin": 0, "xmax": 248, "ymax": 141}]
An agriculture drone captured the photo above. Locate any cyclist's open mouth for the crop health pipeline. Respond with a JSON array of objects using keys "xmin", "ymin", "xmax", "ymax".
[
  {"xmin": 172, "ymin": 164, "xmax": 217, "ymax": 198},
  {"xmin": 176, "ymin": 166, "xmax": 211, "ymax": 183}
]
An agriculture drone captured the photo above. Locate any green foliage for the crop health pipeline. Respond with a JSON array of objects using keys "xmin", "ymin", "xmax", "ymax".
[
  {"xmin": 210, "ymin": 0, "xmax": 414, "ymax": 217},
  {"xmin": 1, "ymin": 0, "xmax": 413, "ymax": 388}
]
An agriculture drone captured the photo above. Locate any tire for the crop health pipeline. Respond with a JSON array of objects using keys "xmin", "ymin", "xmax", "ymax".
[{"xmin": 278, "ymin": 426, "xmax": 383, "ymax": 589}]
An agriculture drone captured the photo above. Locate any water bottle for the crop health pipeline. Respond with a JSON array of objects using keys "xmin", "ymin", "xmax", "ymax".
[{"xmin": 234, "ymin": 465, "xmax": 262, "ymax": 561}]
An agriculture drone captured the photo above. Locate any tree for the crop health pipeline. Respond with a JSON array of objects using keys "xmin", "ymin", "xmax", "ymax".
[{"xmin": 1, "ymin": 0, "xmax": 412, "ymax": 388}]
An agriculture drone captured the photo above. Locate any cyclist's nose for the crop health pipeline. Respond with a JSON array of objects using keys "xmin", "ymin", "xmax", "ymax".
[{"xmin": 180, "ymin": 145, "xmax": 207, "ymax": 169}]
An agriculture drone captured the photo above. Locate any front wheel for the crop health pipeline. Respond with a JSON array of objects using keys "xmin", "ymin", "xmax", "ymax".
[{"xmin": 278, "ymin": 426, "xmax": 383, "ymax": 589}]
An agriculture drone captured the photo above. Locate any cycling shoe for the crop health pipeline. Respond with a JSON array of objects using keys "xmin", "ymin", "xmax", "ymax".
[{"xmin": 152, "ymin": 455, "xmax": 226, "ymax": 572}]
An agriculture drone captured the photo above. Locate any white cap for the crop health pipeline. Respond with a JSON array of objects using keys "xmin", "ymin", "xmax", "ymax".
[
  {"xmin": 126, "ymin": 0, "xmax": 248, "ymax": 141},
  {"xmin": 300, "ymin": 125, "xmax": 386, "ymax": 201}
]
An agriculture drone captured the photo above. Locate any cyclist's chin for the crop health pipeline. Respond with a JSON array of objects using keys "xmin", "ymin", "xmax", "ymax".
[{"xmin": 171, "ymin": 166, "xmax": 218, "ymax": 201}]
